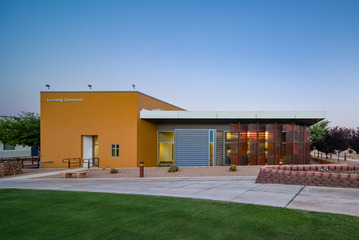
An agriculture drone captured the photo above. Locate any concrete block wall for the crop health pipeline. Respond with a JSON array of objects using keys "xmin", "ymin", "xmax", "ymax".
[{"xmin": 255, "ymin": 165, "xmax": 359, "ymax": 188}]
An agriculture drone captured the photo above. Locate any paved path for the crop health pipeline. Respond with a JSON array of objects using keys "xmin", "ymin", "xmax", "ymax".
[
  {"xmin": 315, "ymin": 155, "xmax": 359, "ymax": 164},
  {"xmin": 333, "ymin": 157, "xmax": 359, "ymax": 163},
  {"xmin": 8, "ymin": 168, "xmax": 89, "ymax": 179},
  {"xmin": 1, "ymin": 172, "xmax": 358, "ymax": 217}
]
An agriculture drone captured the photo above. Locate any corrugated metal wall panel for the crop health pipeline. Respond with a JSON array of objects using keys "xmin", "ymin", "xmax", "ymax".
[
  {"xmin": 175, "ymin": 129, "xmax": 209, "ymax": 167},
  {"xmin": 216, "ymin": 130, "xmax": 224, "ymax": 166}
]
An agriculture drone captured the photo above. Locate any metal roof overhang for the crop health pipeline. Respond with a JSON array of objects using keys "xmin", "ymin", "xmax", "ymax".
[{"xmin": 140, "ymin": 110, "xmax": 326, "ymax": 126}]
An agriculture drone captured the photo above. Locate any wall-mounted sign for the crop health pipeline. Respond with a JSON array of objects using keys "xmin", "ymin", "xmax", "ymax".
[{"xmin": 47, "ymin": 98, "xmax": 84, "ymax": 102}]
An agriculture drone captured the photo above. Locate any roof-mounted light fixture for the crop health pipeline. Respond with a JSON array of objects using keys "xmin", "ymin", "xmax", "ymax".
[
  {"xmin": 45, "ymin": 84, "xmax": 50, "ymax": 89},
  {"xmin": 88, "ymin": 84, "xmax": 92, "ymax": 90}
]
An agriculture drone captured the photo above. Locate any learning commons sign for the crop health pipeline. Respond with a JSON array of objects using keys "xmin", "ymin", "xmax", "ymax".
[{"xmin": 47, "ymin": 98, "xmax": 84, "ymax": 102}]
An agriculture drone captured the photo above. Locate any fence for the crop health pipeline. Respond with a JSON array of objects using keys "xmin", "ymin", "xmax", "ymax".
[{"xmin": 0, "ymin": 156, "xmax": 40, "ymax": 169}]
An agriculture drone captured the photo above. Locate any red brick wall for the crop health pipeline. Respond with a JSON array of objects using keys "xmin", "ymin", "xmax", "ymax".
[{"xmin": 255, "ymin": 165, "xmax": 359, "ymax": 188}]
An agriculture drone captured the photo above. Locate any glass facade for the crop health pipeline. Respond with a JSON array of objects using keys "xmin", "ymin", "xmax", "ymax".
[
  {"xmin": 157, "ymin": 124, "xmax": 311, "ymax": 166},
  {"xmin": 229, "ymin": 123, "xmax": 311, "ymax": 165}
]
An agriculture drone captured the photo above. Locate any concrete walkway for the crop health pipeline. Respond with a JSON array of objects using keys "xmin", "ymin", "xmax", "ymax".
[
  {"xmin": 5, "ymin": 168, "xmax": 89, "ymax": 180},
  {"xmin": 1, "ymin": 171, "xmax": 359, "ymax": 217},
  {"xmin": 330, "ymin": 157, "xmax": 359, "ymax": 163},
  {"xmin": 314, "ymin": 155, "xmax": 359, "ymax": 164}
]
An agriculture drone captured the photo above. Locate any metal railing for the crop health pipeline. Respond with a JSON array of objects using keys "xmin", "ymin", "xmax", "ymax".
[
  {"xmin": 62, "ymin": 158, "xmax": 82, "ymax": 169},
  {"xmin": 0, "ymin": 156, "xmax": 40, "ymax": 169},
  {"xmin": 83, "ymin": 157, "xmax": 99, "ymax": 168}
]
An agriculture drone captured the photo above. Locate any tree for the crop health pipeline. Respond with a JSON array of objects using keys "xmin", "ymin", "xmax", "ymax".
[
  {"xmin": 350, "ymin": 128, "xmax": 359, "ymax": 154},
  {"xmin": 310, "ymin": 120, "xmax": 330, "ymax": 151},
  {"xmin": 314, "ymin": 132, "xmax": 336, "ymax": 159},
  {"xmin": 327, "ymin": 127, "xmax": 351, "ymax": 162},
  {"xmin": 0, "ymin": 112, "xmax": 40, "ymax": 151}
]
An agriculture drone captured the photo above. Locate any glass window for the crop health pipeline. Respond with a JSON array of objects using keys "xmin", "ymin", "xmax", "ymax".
[
  {"xmin": 158, "ymin": 132, "xmax": 174, "ymax": 142},
  {"xmin": 225, "ymin": 132, "xmax": 231, "ymax": 142},
  {"xmin": 111, "ymin": 144, "xmax": 119, "ymax": 157},
  {"xmin": 210, "ymin": 142, "xmax": 214, "ymax": 166},
  {"xmin": 93, "ymin": 136, "xmax": 98, "ymax": 158},
  {"xmin": 224, "ymin": 132, "xmax": 232, "ymax": 165},
  {"xmin": 3, "ymin": 144, "xmax": 15, "ymax": 150},
  {"xmin": 209, "ymin": 130, "xmax": 214, "ymax": 143},
  {"xmin": 93, "ymin": 136, "xmax": 98, "ymax": 145},
  {"xmin": 158, "ymin": 132, "xmax": 174, "ymax": 165},
  {"xmin": 209, "ymin": 129, "xmax": 214, "ymax": 166}
]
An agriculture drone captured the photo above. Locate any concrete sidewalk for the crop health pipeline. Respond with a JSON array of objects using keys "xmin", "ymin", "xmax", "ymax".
[
  {"xmin": 1, "ymin": 173, "xmax": 358, "ymax": 217},
  {"xmin": 314, "ymin": 155, "xmax": 359, "ymax": 164},
  {"xmin": 6, "ymin": 168, "xmax": 89, "ymax": 180}
]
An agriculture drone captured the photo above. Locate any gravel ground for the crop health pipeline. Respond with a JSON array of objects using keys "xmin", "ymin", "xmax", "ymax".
[
  {"xmin": 39, "ymin": 166, "xmax": 263, "ymax": 178},
  {"xmin": 6, "ymin": 153, "xmax": 358, "ymax": 179}
]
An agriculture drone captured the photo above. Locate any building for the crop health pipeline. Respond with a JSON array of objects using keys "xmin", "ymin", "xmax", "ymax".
[
  {"xmin": 0, "ymin": 142, "xmax": 38, "ymax": 158},
  {"xmin": 40, "ymin": 91, "xmax": 325, "ymax": 168},
  {"xmin": 0, "ymin": 115, "xmax": 39, "ymax": 158}
]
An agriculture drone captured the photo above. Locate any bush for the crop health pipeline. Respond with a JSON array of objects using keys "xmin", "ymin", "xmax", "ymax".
[
  {"xmin": 348, "ymin": 148, "xmax": 354, "ymax": 153},
  {"xmin": 229, "ymin": 165, "xmax": 237, "ymax": 172},
  {"xmin": 110, "ymin": 168, "xmax": 118, "ymax": 174},
  {"xmin": 168, "ymin": 165, "xmax": 179, "ymax": 172}
]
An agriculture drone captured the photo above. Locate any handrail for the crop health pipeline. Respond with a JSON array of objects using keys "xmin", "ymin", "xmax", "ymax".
[
  {"xmin": 83, "ymin": 157, "xmax": 99, "ymax": 168},
  {"xmin": 62, "ymin": 157, "xmax": 81, "ymax": 169}
]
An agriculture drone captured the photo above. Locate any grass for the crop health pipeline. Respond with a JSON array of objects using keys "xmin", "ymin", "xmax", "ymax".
[{"xmin": 0, "ymin": 189, "xmax": 358, "ymax": 240}]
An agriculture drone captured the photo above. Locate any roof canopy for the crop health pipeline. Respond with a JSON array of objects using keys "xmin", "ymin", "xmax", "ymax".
[{"xmin": 140, "ymin": 110, "xmax": 326, "ymax": 125}]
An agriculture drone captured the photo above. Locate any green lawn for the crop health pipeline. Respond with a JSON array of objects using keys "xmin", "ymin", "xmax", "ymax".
[{"xmin": 0, "ymin": 189, "xmax": 358, "ymax": 240}]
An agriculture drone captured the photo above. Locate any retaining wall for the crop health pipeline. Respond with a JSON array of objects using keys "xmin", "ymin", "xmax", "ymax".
[
  {"xmin": 0, "ymin": 162, "xmax": 22, "ymax": 177},
  {"xmin": 255, "ymin": 165, "xmax": 359, "ymax": 188}
]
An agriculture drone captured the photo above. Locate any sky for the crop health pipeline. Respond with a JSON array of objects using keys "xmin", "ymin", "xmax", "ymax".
[{"xmin": 0, "ymin": 0, "xmax": 358, "ymax": 128}]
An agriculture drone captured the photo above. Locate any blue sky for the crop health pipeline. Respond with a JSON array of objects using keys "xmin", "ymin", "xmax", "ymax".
[{"xmin": 1, "ymin": 0, "xmax": 358, "ymax": 127}]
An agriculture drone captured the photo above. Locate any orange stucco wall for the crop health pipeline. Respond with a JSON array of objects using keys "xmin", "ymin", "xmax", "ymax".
[
  {"xmin": 136, "ymin": 94, "xmax": 183, "ymax": 167},
  {"xmin": 40, "ymin": 91, "xmax": 183, "ymax": 168}
]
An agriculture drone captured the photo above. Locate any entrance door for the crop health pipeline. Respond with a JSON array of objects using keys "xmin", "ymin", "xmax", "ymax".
[{"xmin": 83, "ymin": 135, "xmax": 98, "ymax": 168}]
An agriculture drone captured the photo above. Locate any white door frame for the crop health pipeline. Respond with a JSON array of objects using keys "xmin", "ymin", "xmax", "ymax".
[{"xmin": 83, "ymin": 136, "xmax": 93, "ymax": 168}]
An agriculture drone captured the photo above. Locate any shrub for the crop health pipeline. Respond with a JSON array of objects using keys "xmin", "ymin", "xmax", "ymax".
[
  {"xmin": 229, "ymin": 165, "xmax": 237, "ymax": 172},
  {"xmin": 168, "ymin": 165, "xmax": 179, "ymax": 172},
  {"xmin": 348, "ymin": 148, "xmax": 354, "ymax": 153},
  {"xmin": 110, "ymin": 168, "xmax": 118, "ymax": 174}
]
